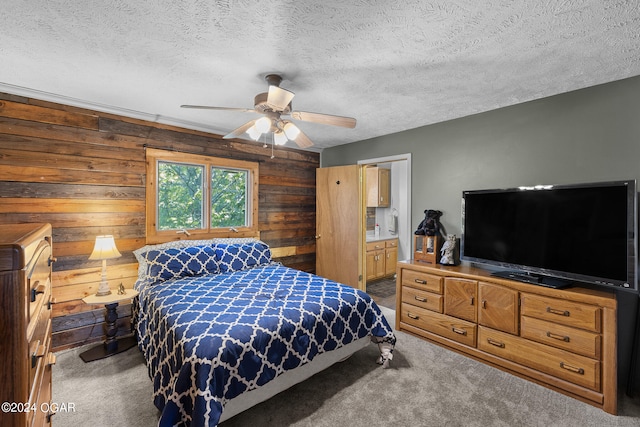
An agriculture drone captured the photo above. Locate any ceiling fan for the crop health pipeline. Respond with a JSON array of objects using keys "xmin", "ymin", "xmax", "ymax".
[{"xmin": 181, "ymin": 74, "xmax": 356, "ymax": 148}]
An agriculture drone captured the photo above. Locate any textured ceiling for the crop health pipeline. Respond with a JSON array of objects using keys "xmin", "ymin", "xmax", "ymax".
[{"xmin": 1, "ymin": 1, "xmax": 640, "ymax": 151}]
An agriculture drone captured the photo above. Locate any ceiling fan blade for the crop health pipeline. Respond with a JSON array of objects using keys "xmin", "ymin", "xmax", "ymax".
[
  {"xmin": 289, "ymin": 111, "xmax": 356, "ymax": 128},
  {"xmin": 293, "ymin": 128, "xmax": 314, "ymax": 148},
  {"xmin": 267, "ymin": 86, "xmax": 295, "ymax": 111},
  {"xmin": 223, "ymin": 120, "xmax": 256, "ymax": 139},
  {"xmin": 181, "ymin": 105, "xmax": 257, "ymax": 113}
]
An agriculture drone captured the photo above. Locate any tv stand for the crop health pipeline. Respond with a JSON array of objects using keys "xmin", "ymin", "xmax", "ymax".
[
  {"xmin": 491, "ymin": 270, "xmax": 571, "ymax": 289},
  {"xmin": 396, "ymin": 261, "xmax": 618, "ymax": 414}
]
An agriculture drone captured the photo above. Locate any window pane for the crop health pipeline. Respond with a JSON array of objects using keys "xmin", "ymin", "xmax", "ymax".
[
  {"xmin": 211, "ymin": 167, "xmax": 247, "ymax": 228},
  {"xmin": 157, "ymin": 162, "xmax": 204, "ymax": 230}
]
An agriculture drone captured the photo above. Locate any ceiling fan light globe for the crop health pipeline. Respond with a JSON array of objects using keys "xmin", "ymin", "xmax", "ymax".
[
  {"xmin": 255, "ymin": 116, "xmax": 271, "ymax": 133},
  {"xmin": 274, "ymin": 130, "xmax": 288, "ymax": 145},
  {"xmin": 283, "ymin": 122, "xmax": 300, "ymax": 140},
  {"xmin": 247, "ymin": 125, "xmax": 262, "ymax": 140}
]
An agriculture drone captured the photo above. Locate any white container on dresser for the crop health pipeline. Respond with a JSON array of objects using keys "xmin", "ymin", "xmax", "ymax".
[
  {"xmin": 396, "ymin": 260, "xmax": 618, "ymax": 415},
  {"xmin": 0, "ymin": 223, "xmax": 56, "ymax": 427}
]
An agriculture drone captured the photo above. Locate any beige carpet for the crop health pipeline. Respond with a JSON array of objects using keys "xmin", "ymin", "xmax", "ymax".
[{"xmin": 53, "ymin": 309, "xmax": 640, "ymax": 426}]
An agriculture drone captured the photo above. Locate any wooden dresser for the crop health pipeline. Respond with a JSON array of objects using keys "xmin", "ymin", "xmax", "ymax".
[
  {"xmin": 0, "ymin": 223, "xmax": 56, "ymax": 427},
  {"xmin": 396, "ymin": 260, "xmax": 618, "ymax": 414}
]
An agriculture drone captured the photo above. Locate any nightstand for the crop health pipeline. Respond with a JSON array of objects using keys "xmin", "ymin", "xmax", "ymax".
[{"xmin": 79, "ymin": 289, "xmax": 139, "ymax": 362}]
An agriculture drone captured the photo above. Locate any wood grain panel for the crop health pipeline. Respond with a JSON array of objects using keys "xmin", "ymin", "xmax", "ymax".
[
  {"xmin": 52, "ymin": 304, "xmax": 132, "ymax": 331},
  {"xmin": 0, "ymin": 198, "xmax": 145, "ymax": 213},
  {"xmin": 0, "ymin": 99, "xmax": 98, "ymax": 129},
  {"xmin": 0, "ymin": 166, "xmax": 144, "ymax": 186},
  {"xmin": 52, "ymin": 315, "xmax": 133, "ymax": 351},
  {"xmin": 0, "ymin": 145, "xmax": 144, "ymax": 173},
  {"xmin": 52, "ymin": 263, "xmax": 138, "ymax": 288},
  {"xmin": 0, "ymin": 182, "xmax": 146, "ymax": 199},
  {"xmin": 0, "ymin": 117, "xmax": 146, "ymax": 150}
]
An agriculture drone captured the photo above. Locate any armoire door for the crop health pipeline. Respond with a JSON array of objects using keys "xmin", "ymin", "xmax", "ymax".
[{"xmin": 316, "ymin": 165, "xmax": 363, "ymax": 289}]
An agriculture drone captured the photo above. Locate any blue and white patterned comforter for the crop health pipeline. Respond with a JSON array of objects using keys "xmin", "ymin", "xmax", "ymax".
[{"xmin": 134, "ymin": 263, "xmax": 396, "ymax": 427}]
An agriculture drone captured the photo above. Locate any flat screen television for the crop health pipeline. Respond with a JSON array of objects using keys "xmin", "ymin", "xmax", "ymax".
[{"xmin": 461, "ymin": 180, "xmax": 637, "ymax": 292}]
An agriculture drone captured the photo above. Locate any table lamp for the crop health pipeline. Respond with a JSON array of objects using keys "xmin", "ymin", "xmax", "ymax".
[{"xmin": 89, "ymin": 235, "xmax": 121, "ymax": 296}]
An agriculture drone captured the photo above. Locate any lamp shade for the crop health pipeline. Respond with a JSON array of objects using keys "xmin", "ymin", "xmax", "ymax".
[{"xmin": 88, "ymin": 235, "xmax": 121, "ymax": 260}]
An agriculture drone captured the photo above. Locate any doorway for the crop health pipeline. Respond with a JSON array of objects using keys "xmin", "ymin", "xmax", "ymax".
[{"xmin": 359, "ymin": 154, "xmax": 412, "ymax": 309}]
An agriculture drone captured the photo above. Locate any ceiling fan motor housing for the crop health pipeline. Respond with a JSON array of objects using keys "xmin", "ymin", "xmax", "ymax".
[{"xmin": 254, "ymin": 92, "xmax": 291, "ymax": 114}]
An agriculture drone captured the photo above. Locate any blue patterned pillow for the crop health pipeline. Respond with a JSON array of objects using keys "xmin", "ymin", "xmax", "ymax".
[
  {"xmin": 141, "ymin": 245, "xmax": 219, "ymax": 285},
  {"xmin": 133, "ymin": 239, "xmax": 217, "ymax": 280},
  {"xmin": 215, "ymin": 241, "xmax": 272, "ymax": 273}
]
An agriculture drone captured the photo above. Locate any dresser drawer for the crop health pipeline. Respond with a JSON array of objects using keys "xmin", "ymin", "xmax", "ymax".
[
  {"xmin": 366, "ymin": 241, "xmax": 385, "ymax": 251},
  {"xmin": 401, "ymin": 269, "xmax": 443, "ymax": 294},
  {"xmin": 520, "ymin": 293, "xmax": 601, "ymax": 333},
  {"xmin": 402, "ymin": 286, "xmax": 443, "ymax": 313},
  {"xmin": 27, "ymin": 240, "xmax": 52, "ymax": 324},
  {"xmin": 520, "ymin": 316, "xmax": 601, "ymax": 359},
  {"xmin": 28, "ymin": 332, "xmax": 53, "ymax": 427},
  {"xmin": 28, "ymin": 311, "xmax": 51, "ymax": 391},
  {"xmin": 478, "ymin": 326, "xmax": 600, "ymax": 391},
  {"xmin": 401, "ymin": 303, "xmax": 476, "ymax": 347}
]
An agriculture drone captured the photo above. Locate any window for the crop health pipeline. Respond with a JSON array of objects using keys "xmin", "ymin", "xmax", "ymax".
[{"xmin": 145, "ymin": 148, "xmax": 258, "ymax": 242}]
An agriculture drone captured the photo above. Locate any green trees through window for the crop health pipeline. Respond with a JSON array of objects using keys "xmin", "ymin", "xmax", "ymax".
[
  {"xmin": 157, "ymin": 162, "xmax": 249, "ymax": 230},
  {"xmin": 146, "ymin": 148, "xmax": 258, "ymax": 241},
  {"xmin": 210, "ymin": 168, "xmax": 247, "ymax": 228},
  {"xmin": 157, "ymin": 162, "xmax": 204, "ymax": 230}
]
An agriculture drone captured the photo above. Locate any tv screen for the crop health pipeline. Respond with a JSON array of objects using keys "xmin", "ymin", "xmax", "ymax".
[{"xmin": 461, "ymin": 180, "xmax": 637, "ymax": 292}]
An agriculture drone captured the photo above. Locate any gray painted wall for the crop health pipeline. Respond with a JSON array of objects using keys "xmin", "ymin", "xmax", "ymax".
[
  {"xmin": 321, "ymin": 74, "xmax": 640, "ymax": 390},
  {"xmin": 323, "ymin": 75, "xmax": 640, "ymax": 236}
]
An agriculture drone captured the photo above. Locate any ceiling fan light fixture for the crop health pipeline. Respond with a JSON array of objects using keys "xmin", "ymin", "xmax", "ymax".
[
  {"xmin": 283, "ymin": 122, "xmax": 300, "ymax": 140},
  {"xmin": 255, "ymin": 116, "xmax": 271, "ymax": 133},
  {"xmin": 274, "ymin": 130, "xmax": 288, "ymax": 146},
  {"xmin": 247, "ymin": 125, "xmax": 262, "ymax": 140}
]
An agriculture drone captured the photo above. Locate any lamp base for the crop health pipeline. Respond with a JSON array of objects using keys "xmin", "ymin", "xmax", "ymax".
[{"xmin": 95, "ymin": 259, "xmax": 112, "ymax": 296}]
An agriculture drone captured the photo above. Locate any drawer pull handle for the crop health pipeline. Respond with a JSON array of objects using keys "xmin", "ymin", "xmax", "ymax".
[
  {"xmin": 560, "ymin": 362, "xmax": 584, "ymax": 375},
  {"xmin": 452, "ymin": 327, "xmax": 467, "ymax": 336},
  {"xmin": 470, "ymin": 297, "xmax": 474, "ymax": 306},
  {"xmin": 414, "ymin": 278, "xmax": 427, "ymax": 285},
  {"xmin": 487, "ymin": 338, "xmax": 505, "ymax": 348},
  {"xmin": 546, "ymin": 331, "xmax": 570, "ymax": 342},
  {"xmin": 546, "ymin": 307, "xmax": 570, "ymax": 317},
  {"xmin": 482, "ymin": 300, "xmax": 487, "ymax": 309},
  {"xmin": 48, "ymin": 352, "xmax": 57, "ymax": 366},
  {"xmin": 407, "ymin": 312, "xmax": 419, "ymax": 320},
  {"xmin": 414, "ymin": 296, "xmax": 427, "ymax": 303},
  {"xmin": 30, "ymin": 282, "xmax": 46, "ymax": 302},
  {"xmin": 31, "ymin": 341, "xmax": 47, "ymax": 368}
]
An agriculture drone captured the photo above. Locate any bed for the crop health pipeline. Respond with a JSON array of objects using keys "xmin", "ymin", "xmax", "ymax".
[{"xmin": 132, "ymin": 238, "xmax": 396, "ymax": 427}]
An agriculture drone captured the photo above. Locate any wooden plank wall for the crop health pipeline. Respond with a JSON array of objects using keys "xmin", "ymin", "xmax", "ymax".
[{"xmin": 0, "ymin": 92, "xmax": 319, "ymax": 351}]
